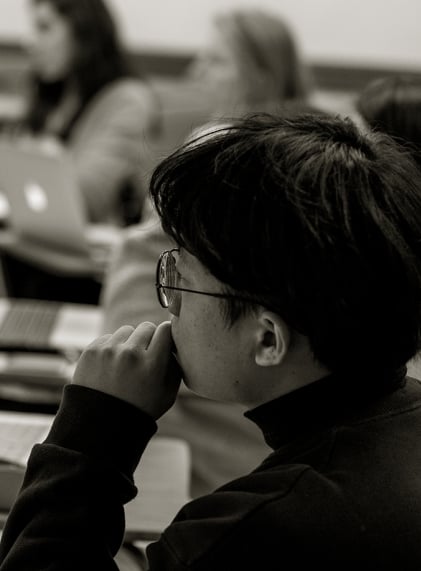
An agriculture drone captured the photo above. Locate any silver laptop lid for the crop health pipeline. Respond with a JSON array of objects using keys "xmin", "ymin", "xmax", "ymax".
[{"xmin": 0, "ymin": 143, "xmax": 88, "ymax": 256}]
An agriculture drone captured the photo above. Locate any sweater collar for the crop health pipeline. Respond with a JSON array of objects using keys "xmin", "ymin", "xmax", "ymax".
[{"xmin": 245, "ymin": 367, "xmax": 407, "ymax": 450}]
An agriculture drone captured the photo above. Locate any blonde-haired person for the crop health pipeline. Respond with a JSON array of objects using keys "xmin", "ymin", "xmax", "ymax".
[{"xmin": 187, "ymin": 8, "xmax": 312, "ymax": 118}]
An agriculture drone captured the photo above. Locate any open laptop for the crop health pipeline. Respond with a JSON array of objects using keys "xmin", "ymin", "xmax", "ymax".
[
  {"xmin": 0, "ymin": 142, "xmax": 122, "ymax": 279},
  {"xmin": 0, "ymin": 297, "xmax": 103, "ymax": 400},
  {"xmin": 0, "ymin": 145, "xmax": 113, "ymax": 398},
  {"xmin": 0, "ymin": 142, "xmax": 90, "ymax": 256},
  {"xmin": 0, "ymin": 297, "xmax": 102, "ymax": 354}
]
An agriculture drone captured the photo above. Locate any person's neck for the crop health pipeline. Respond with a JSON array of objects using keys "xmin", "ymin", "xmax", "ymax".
[
  {"xmin": 244, "ymin": 334, "xmax": 331, "ymax": 409},
  {"xmin": 256, "ymin": 360, "xmax": 331, "ymax": 409},
  {"xmin": 60, "ymin": 81, "xmax": 80, "ymax": 111},
  {"xmin": 45, "ymin": 81, "xmax": 81, "ymax": 136}
]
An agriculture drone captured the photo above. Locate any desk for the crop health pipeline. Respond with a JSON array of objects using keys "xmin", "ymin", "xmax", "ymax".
[
  {"xmin": 125, "ymin": 436, "xmax": 191, "ymax": 541},
  {"xmin": 0, "ymin": 94, "xmax": 24, "ymax": 124},
  {"xmin": 0, "ymin": 224, "xmax": 122, "ymax": 278},
  {"xmin": 0, "ymin": 422, "xmax": 191, "ymax": 542}
]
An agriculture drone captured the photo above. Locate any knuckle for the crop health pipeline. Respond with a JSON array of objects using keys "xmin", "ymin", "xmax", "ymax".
[
  {"xmin": 85, "ymin": 336, "xmax": 105, "ymax": 350},
  {"xmin": 137, "ymin": 321, "xmax": 156, "ymax": 335},
  {"xmin": 102, "ymin": 344, "xmax": 116, "ymax": 359},
  {"xmin": 114, "ymin": 324, "xmax": 135, "ymax": 336},
  {"xmin": 119, "ymin": 345, "xmax": 139, "ymax": 365},
  {"xmin": 83, "ymin": 344, "xmax": 99, "ymax": 358}
]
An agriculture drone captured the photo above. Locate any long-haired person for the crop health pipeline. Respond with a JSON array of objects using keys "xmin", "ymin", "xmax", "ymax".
[
  {"xmin": 22, "ymin": 0, "xmax": 157, "ymax": 225},
  {"xmin": 1, "ymin": 0, "xmax": 159, "ymax": 303}
]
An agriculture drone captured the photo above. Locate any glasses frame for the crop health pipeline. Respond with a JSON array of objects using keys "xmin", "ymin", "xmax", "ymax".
[{"xmin": 155, "ymin": 248, "xmax": 266, "ymax": 311}]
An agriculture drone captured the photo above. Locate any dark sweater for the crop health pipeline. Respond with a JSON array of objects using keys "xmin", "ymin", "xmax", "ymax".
[{"xmin": 1, "ymin": 371, "xmax": 421, "ymax": 570}]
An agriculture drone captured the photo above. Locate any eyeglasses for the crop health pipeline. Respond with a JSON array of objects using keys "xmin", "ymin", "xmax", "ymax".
[{"xmin": 155, "ymin": 248, "xmax": 264, "ymax": 316}]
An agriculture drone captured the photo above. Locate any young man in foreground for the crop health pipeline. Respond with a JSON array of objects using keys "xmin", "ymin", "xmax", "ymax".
[{"xmin": 1, "ymin": 113, "xmax": 421, "ymax": 570}]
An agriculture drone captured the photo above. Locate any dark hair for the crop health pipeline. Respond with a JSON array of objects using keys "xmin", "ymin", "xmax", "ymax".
[
  {"xmin": 26, "ymin": 0, "xmax": 131, "ymax": 138},
  {"xmin": 357, "ymin": 75, "xmax": 421, "ymax": 168},
  {"xmin": 150, "ymin": 112, "xmax": 421, "ymax": 377}
]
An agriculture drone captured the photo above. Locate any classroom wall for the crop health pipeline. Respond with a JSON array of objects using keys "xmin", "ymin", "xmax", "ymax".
[{"xmin": 1, "ymin": 0, "xmax": 421, "ymax": 70}]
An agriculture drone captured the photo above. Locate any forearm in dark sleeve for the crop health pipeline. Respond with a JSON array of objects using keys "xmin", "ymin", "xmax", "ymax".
[{"xmin": 0, "ymin": 385, "xmax": 157, "ymax": 571}]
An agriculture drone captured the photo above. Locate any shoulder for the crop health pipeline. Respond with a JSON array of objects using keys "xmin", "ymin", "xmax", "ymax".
[
  {"xmin": 70, "ymin": 78, "xmax": 159, "ymax": 142},
  {"xmin": 97, "ymin": 78, "xmax": 155, "ymax": 106},
  {"xmin": 146, "ymin": 464, "xmax": 363, "ymax": 568},
  {"xmin": 87, "ymin": 78, "xmax": 157, "ymax": 117}
]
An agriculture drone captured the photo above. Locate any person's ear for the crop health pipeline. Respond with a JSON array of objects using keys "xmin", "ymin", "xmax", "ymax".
[{"xmin": 254, "ymin": 311, "xmax": 290, "ymax": 367}]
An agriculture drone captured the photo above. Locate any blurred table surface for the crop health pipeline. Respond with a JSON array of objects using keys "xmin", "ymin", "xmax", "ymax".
[
  {"xmin": 0, "ymin": 94, "xmax": 24, "ymax": 123},
  {"xmin": 0, "ymin": 219, "xmax": 122, "ymax": 277},
  {"xmin": 0, "ymin": 430, "xmax": 191, "ymax": 542}
]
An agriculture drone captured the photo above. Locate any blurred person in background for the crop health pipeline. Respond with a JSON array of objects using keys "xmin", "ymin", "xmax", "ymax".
[
  {"xmin": 356, "ymin": 74, "xmax": 421, "ymax": 169},
  {"xmin": 1, "ymin": 0, "xmax": 159, "ymax": 303},
  {"xmin": 21, "ymin": 0, "xmax": 158, "ymax": 226},
  {"xmin": 187, "ymin": 8, "xmax": 312, "ymax": 119},
  {"xmin": 356, "ymin": 74, "xmax": 421, "ymax": 381},
  {"xmin": 137, "ymin": 8, "xmax": 316, "ymax": 189}
]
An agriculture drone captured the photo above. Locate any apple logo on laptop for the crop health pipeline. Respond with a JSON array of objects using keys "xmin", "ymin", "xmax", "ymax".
[{"xmin": 24, "ymin": 182, "xmax": 48, "ymax": 212}]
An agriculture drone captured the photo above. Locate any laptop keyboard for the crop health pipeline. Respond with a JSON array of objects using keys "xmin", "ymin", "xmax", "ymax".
[{"xmin": 0, "ymin": 301, "xmax": 60, "ymax": 348}]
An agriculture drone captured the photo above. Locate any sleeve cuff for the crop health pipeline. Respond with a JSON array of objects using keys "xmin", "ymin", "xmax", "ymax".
[{"xmin": 45, "ymin": 384, "xmax": 157, "ymax": 476}]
